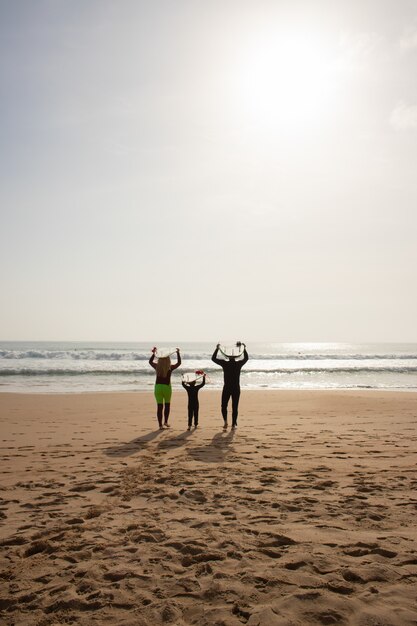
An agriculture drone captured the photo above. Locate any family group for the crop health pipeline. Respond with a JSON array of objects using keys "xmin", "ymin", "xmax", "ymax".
[{"xmin": 148, "ymin": 344, "xmax": 249, "ymax": 431}]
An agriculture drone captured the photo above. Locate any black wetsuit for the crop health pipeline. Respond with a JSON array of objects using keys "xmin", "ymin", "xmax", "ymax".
[
  {"xmin": 182, "ymin": 379, "xmax": 205, "ymax": 428},
  {"xmin": 211, "ymin": 347, "xmax": 249, "ymax": 426}
]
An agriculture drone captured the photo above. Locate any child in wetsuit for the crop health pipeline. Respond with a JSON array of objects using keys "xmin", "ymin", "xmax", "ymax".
[{"xmin": 182, "ymin": 374, "xmax": 206, "ymax": 430}]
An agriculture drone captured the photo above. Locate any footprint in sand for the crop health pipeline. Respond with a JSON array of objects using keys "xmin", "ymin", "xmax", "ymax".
[{"xmin": 342, "ymin": 542, "xmax": 397, "ymax": 559}]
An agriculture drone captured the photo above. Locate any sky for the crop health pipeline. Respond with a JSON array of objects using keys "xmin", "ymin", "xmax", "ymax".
[{"xmin": 1, "ymin": 0, "xmax": 416, "ymax": 343}]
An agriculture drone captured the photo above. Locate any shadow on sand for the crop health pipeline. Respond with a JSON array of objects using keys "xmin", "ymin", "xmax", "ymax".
[
  {"xmin": 187, "ymin": 428, "xmax": 236, "ymax": 463},
  {"xmin": 156, "ymin": 430, "xmax": 194, "ymax": 450},
  {"xmin": 104, "ymin": 429, "xmax": 164, "ymax": 458}
]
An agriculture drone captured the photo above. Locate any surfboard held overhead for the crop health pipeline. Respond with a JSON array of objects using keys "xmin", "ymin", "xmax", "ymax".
[
  {"xmin": 153, "ymin": 347, "xmax": 179, "ymax": 358},
  {"xmin": 182, "ymin": 370, "xmax": 206, "ymax": 385},
  {"xmin": 218, "ymin": 342, "xmax": 246, "ymax": 359}
]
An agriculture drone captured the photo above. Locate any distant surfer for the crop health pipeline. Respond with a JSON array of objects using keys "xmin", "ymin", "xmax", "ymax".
[
  {"xmin": 182, "ymin": 372, "xmax": 206, "ymax": 431},
  {"xmin": 211, "ymin": 342, "xmax": 249, "ymax": 430},
  {"xmin": 149, "ymin": 347, "xmax": 181, "ymax": 429}
]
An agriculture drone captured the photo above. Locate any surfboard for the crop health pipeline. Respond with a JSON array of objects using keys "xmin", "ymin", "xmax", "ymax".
[
  {"xmin": 154, "ymin": 347, "xmax": 178, "ymax": 359},
  {"xmin": 218, "ymin": 342, "xmax": 245, "ymax": 358},
  {"xmin": 182, "ymin": 371, "xmax": 205, "ymax": 385}
]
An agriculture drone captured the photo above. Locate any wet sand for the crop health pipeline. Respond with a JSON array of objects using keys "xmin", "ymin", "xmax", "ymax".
[{"xmin": 1, "ymin": 390, "xmax": 417, "ymax": 625}]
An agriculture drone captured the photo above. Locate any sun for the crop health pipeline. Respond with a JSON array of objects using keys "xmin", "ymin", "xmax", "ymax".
[{"xmin": 234, "ymin": 27, "xmax": 334, "ymax": 130}]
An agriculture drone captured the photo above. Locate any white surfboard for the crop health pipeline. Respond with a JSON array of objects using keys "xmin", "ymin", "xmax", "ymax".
[
  {"xmin": 219, "ymin": 342, "xmax": 245, "ymax": 358},
  {"xmin": 181, "ymin": 372, "xmax": 203, "ymax": 385},
  {"xmin": 154, "ymin": 347, "xmax": 178, "ymax": 359}
]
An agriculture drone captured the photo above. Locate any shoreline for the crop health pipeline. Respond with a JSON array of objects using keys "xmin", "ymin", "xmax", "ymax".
[{"xmin": 1, "ymin": 386, "xmax": 417, "ymax": 397}]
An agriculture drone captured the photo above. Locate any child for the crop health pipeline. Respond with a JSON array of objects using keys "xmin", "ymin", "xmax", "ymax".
[{"xmin": 182, "ymin": 371, "xmax": 206, "ymax": 430}]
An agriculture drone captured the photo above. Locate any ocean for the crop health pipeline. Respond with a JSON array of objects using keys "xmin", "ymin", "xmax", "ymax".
[{"xmin": 0, "ymin": 341, "xmax": 416, "ymax": 393}]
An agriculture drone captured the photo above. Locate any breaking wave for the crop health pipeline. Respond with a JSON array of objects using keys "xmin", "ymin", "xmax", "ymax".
[{"xmin": 1, "ymin": 365, "xmax": 417, "ymax": 377}]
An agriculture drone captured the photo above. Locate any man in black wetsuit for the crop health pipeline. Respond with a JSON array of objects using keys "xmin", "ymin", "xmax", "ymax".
[{"xmin": 211, "ymin": 343, "xmax": 249, "ymax": 430}]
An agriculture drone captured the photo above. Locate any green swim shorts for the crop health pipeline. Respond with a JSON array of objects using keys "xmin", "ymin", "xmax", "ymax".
[{"xmin": 154, "ymin": 384, "xmax": 172, "ymax": 404}]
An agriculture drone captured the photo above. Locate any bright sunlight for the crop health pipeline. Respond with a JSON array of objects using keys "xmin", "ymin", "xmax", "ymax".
[{"xmin": 234, "ymin": 27, "xmax": 336, "ymax": 130}]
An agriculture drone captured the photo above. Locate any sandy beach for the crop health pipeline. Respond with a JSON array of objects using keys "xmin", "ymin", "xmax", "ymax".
[{"xmin": 1, "ymin": 390, "xmax": 417, "ymax": 625}]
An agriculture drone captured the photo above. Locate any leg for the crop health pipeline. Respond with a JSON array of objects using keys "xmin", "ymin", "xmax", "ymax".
[
  {"xmin": 194, "ymin": 399, "xmax": 199, "ymax": 428},
  {"xmin": 154, "ymin": 385, "xmax": 164, "ymax": 429},
  {"xmin": 163, "ymin": 384, "xmax": 172, "ymax": 426},
  {"xmin": 157, "ymin": 404, "xmax": 163, "ymax": 429},
  {"xmin": 221, "ymin": 387, "xmax": 232, "ymax": 427},
  {"xmin": 188, "ymin": 402, "xmax": 193, "ymax": 430},
  {"xmin": 164, "ymin": 403, "xmax": 170, "ymax": 426},
  {"xmin": 231, "ymin": 387, "xmax": 241, "ymax": 428}
]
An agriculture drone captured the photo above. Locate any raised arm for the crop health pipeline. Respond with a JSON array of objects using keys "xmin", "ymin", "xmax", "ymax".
[
  {"xmin": 196, "ymin": 376, "xmax": 206, "ymax": 390},
  {"xmin": 149, "ymin": 353, "xmax": 157, "ymax": 370},
  {"xmin": 211, "ymin": 345, "xmax": 222, "ymax": 366},
  {"xmin": 241, "ymin": 348, "xmax": 249, "ymax": 366},
  {"xmin": 171, "ymin": 348, "xmax": 182, "ymax": 371}
]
